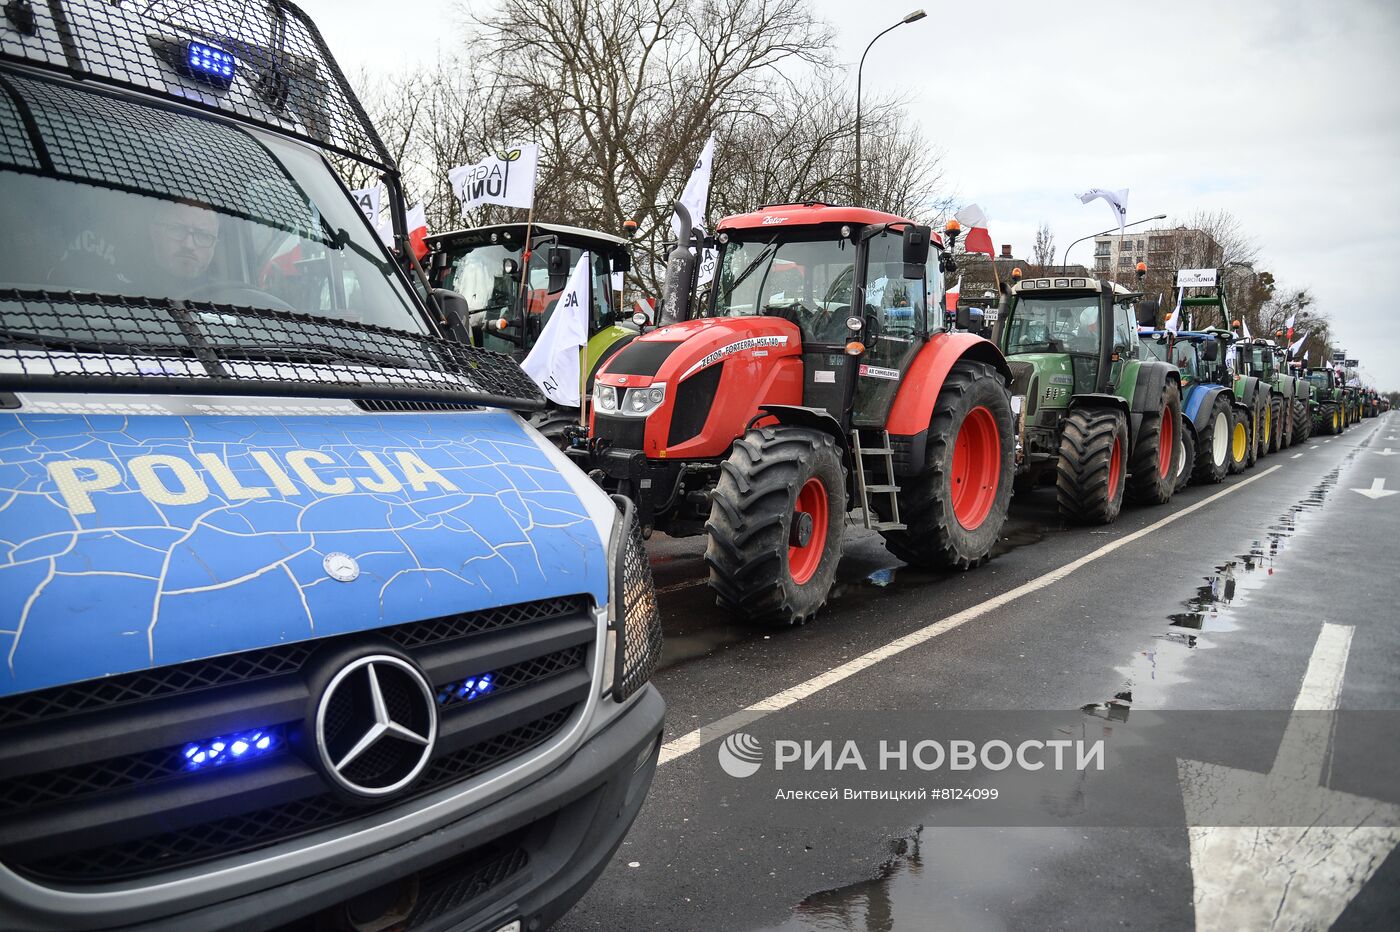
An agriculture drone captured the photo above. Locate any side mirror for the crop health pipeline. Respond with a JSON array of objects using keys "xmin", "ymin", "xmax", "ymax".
[
  {"xmin": 902, "ymin": 224, "xmax": 931, "ymax": 278},
  {"xmin": 431, "ymin": 288, "xmax": 472, "ymax": 344},
  {"xmin": 1203, "ymin": 341, "xmax": 1220, "ymax": 362},
  {"xmin": 547, "ymin": 247, "xmax": 570, "ymax": 293},
  {"xmin": 614, "ymin": 250, "xmax": 632, "ymax": 274},
  {"xmin": 955, "ymin": 304, "xmax": 972, "ymax": 331},
  {"xmin": 429, "ymin": 249, "xmax": 449, "ymax": 273}
]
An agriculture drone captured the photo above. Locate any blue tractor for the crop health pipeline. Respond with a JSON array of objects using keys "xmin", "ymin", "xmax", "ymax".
[{"xmin": 1139, "ymin": 329, "xmax": 1239, "ymax": 489}]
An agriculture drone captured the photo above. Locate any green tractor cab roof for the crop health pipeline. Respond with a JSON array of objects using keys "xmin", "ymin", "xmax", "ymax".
[
  {"xmin": 1011, "ymin": 276, "xmax": 1142, "ymax": 301},
  {"xmin": 428, "ymin": 222, "xmax": 629, "ymax": 255}
]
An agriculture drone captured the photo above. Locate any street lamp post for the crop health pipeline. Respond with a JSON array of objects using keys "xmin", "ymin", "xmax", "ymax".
[
  {"xmin": 1060, "ymin": 214, "xmax": 1168, "ymax": 273},
  {"xmin": 855, "ymin": 9, "xmax": 926, "ymax": 206}
]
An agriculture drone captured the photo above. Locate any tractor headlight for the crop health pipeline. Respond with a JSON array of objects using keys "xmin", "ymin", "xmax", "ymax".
[
  {"xmin": 617, "ymin": 383, "xmax": 666, "ymax": 417},
  {"xmin": 604, "ymin": 496, "xmax": 662, "ymax": 701},
  {"xmin": 595, "ymin": 384, "xmax": 618, "ymax": 412}
]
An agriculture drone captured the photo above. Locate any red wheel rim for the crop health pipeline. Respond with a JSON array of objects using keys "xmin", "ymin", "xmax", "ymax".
[
  {"xmin": 1157, "ymin": 404, "xmax": 1174, "ymax": 479},
  {"xmin": 788, "ymin": 477, "xmax": 828, "ymax": 585},
  {"xmin": 950, "ymin": 405, "xmax": 1001, "ymax": 530},
  {"xmin": 1108, "ymin": 435, "xmax": 1123, "ymax": 494}
]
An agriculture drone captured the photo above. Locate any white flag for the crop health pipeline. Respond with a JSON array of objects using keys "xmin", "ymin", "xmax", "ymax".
[
  {"xmin": 1284, "ymin": 313, "xmax": 1296, "ymax": 331},
  {"xmin": 1288, "ymin": 331, "xmax": 1308, "ymax": 355},
  {"xmin": 954, "ymin": 203, "xmax": 988, "ymax": 229},
  {"xmin": 1164, "ymin": 287, "xmax": 1184, "ymax": 334},
  {"xmin": 1241, "ymin": 318, "xmax": 1252, "ymax": 340},
  {"xmin": 448, "ymin": 144, "xmax": 539, "ymax": 213},
  {"xmin": 695, "ymin": 246, "xmax": 718, "ymax": 288},
  {"xmin": 1077, "ymin": 188, "xmax": 1129, "ymax": 235},
  {"xmin": 351, "ymin": 185, "xmax": 394, "ymax": 247},
  {"xmin": 672, "ymin": 136, "xmax": 715, "ymax": 243},
  {"xmin": 1301, "ymin": 351, "xmax": 1308, "ymax": 366},
  {"xmin": 520, "ymin": 252, "xmax": 590, "ymax": 406}
]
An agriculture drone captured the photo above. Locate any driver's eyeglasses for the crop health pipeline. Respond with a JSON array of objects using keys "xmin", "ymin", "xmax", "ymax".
[{"xmin": 155, "ymin": 222, "xmax": 219, "ymax": 249}]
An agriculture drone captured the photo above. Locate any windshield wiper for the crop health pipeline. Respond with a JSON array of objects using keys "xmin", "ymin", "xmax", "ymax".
[{"xmin": 724, "ymin": 235, "xmax": 781, "ymax": 298}]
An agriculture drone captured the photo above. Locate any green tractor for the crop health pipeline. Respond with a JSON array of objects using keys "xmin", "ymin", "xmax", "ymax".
[
  {"xmin": 426, "ymin": 222, "xmax": 640, "ymax": 443},
  {"xmin": 1306, "ymin": 367, "xmax": 1346, "ymax": 435},
  {"xmin": 1236, "ymin": 337, "xmax": 1297, "ymax": 452},
  {"xmin": 997, "ymin": 271, "xmax": 1182, "ymax": 524},
  {"xmin": 1284, "ymin": 358, "xmax": 1314, "ymax": 444}
]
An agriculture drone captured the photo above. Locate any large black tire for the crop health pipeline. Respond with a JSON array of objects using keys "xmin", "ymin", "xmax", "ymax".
[
  {"xmin": 1174, "ymin": 424, "xmax": 1195, "ymax": 495},
  {"xmin": 1126, "ymin": 379, "xmax": 1182, "ymax": 505},
  {"xmin": 1317, "ymin": 402, "xmax": 1338, "ymax": 435},
  {"xmin": 1292, "ymin": 397, "xmax": 1312, "ymax": 444},
  {"xmin": 880, "ymin": 360, "xmax": 1014, "ymax": 570},
  {"xmin": 1267, "ymin": 395, "xmax": 1285, "ymax": 453},
  {"xmin": 1193, "ymin": 393, "xmax": 1232, "ymax": 484},
  {"xmin": 1056, "ymin": 408, "xmax": 1128, "ymax": 525},
  {"xmin": 1247, "ymin": 393, "xmax": 1265, "ymax": 466},
  {"xmin": 1229, "ymin": 404, "xmax": 1252, "ymax": 474},
  {"xmin": 529, "ymin": 408, "xmax": 580, "ymax": 450},
  {"xmin": 706, "ymin": 427, "xmax": 846, "ymax": 625}
]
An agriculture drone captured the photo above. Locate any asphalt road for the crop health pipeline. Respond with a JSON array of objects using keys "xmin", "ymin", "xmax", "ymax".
[{"xmin": 556, "ymin": 412, "xmax": 1400, "ymax": 932}]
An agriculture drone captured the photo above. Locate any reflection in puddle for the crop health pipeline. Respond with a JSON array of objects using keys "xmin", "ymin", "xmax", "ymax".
[{"xmin": 1085, "ymin": 467, "xmax": 1341, "ymax": 716}]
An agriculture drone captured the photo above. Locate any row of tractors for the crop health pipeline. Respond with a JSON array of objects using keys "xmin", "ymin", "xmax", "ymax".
[{"xmin": 422, "ymin": 205, "xmax": 1383, "ymax": 628}]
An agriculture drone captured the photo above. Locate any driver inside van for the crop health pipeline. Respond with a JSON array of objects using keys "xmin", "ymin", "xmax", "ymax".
[{"xmin": 51, "ymin": 197, "xmax": 220, "ymax": 299}]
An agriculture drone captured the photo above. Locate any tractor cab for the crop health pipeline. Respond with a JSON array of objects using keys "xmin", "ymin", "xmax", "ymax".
[
  {"xmin": 427, "ymin": 223, "xmax": 632, "ymax": 354},
  {"xmin": 1237, "ymin": 339, "xmax": 1279, "ymax": 382},
  {"xmin": 1001, "ymin": 276, "xmax": 1144, "ymax": 399},
  {"xmin": 584, "ymin": 202, "xmax": 1016, "ymax": 626}
]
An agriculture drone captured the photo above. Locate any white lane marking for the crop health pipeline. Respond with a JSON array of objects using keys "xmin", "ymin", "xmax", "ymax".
[
  {"xmin": 658, "ymin": 465, "xmax": 1284, "ymax": 765},
  {"xmin": 1352, "ymin": 477, "xmax": 1398, "ymax": 500},
  {"xmin": 1291, "ymin": 453, "xmax": 1303, "ymax": 459},
  {"xmin": 1182, "ymin": 625, "xmax": 1400, "ymax": 931},
  {"xmin": 1375, "ymin": 447, "xmax": 1398, "ymax": 456}
]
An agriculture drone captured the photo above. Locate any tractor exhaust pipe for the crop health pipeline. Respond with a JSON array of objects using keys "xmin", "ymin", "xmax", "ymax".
[{"xmin": 658, "ymin": 203, "xmax": 703, "ymax": 325}]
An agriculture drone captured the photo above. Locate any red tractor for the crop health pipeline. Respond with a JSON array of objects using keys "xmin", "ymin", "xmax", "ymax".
[{"xmin": 576, "ymin": 203, "xmax": 1015, "ymax": 625}]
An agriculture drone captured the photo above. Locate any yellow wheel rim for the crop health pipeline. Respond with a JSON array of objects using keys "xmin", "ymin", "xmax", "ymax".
[
  {"xmin": 1263, "ymin": 408, "xmax": 1271, "ymax": 446},
  {"xmin": 1232, "ymin": 422, "xmax": 1247, "ymax": 460}
]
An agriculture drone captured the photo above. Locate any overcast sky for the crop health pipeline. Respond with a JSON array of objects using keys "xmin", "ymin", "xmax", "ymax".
[{"xmin": 302, "ymin": 0, "xmax": 1400, "ymax": 391}]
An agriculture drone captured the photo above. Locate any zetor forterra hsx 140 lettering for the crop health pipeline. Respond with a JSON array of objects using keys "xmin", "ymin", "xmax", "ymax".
[{"xmin": 0, "ymin": 2, "xmax": 663, "ymax": 930}]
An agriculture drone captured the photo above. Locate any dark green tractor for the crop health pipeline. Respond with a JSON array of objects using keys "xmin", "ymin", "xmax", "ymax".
[
  {"xmin": 1236, "ymin": 337, "xmax": 1295, "ymax": 452},
  {"xmin": 1306, "ymin": 367, "xmax": 1345, "ymax": 435},
  {"xmin": 998, "ymin": 273, "xmax": 1182, "ymax": 524}
]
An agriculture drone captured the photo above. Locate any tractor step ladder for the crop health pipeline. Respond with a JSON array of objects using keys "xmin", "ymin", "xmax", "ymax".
[{"xmin": 851, "ymin": 429, "xmax": 905, "ymax": 531}]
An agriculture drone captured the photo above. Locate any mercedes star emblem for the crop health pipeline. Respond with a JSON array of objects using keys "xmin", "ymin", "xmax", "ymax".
[
  {"xmin": 315, "ymin": 654, "xmax": 437, "ymax": 797},
  {"xmin": 323, "ymin": 552, "xmax": 360, "ymax": 583}
]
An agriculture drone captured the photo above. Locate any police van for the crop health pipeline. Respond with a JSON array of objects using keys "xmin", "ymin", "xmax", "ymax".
[{"xmin": 0, "ymin": 2, "xmax": 663, "ymax": 929}]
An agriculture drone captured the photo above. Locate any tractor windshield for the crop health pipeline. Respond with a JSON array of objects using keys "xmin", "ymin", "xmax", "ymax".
[
  {"xmin": 1171, "ymin": 341, "xmax": 1201, "ymax": 382},
  {"xmin": 1, "ymin": 71, "xmax": 421, "ymax": 334},
  {"xmin": 712, "ymin": 233, "xmax": 858, "ymax": 343},
  {"xmin": 444, "ymin": 240, "xmax": 614, "ymax": 353},
  {"xmin": 1005, "ymin": 295, "xmax": 1102, "ymax": 355}
]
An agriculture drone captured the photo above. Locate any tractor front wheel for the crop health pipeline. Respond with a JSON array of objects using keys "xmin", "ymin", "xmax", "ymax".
[
  {"xmin": 1292, "ymin": 398, "xmax": 1311, "ymax": 444},
  {"xmin": 1056, "ymin": 408, "xmax": 1129, "ymax": 524},
  {"xmin": 1194, "ymin": 394, "xmax": 1232, "ymax": 484},
  {"xmin": 1126, "ymin": 380, "xmax": 1182, "ymax": 505},
  {"xmin": 1174, "ymin": 425, "xmax": 1195, "ymax": 495},
  {"xmin": 1246, "ymin": 395, "xmax": 1265, "ymax": 466},
  {"xmin": 881, "ymin": 360, "xmax": 1014, "ymax": 570},
  {"xmin": 529, "ymin": 408, "xmax": 580, "ymax": 450},
  {"xmin": 1229, "ymin": 405, "xmax": 1252, "ymax": 474},
  {"xmin": 706, "ymin": 426, "xmax": 846, "ymax": 625},
  {"xmin": 1268, "ymin": 396, "xmax": 1285, "ymax": 453}
]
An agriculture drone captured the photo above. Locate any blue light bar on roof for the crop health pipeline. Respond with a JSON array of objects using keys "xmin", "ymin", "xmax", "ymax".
[{"xmin": 186, "ymin": 41, "xmax": 236, "ymax": 87}]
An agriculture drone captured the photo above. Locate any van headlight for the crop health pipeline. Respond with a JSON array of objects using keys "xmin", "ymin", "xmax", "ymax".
[{"xmin": 604, "ymin": 495, "xmax": 661, "ymax": 701}]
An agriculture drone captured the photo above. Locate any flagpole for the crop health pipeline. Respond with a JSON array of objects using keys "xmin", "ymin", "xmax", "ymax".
[{"xmin": 580, "ymin": 251, "xmax": 591, "ymax": 429}]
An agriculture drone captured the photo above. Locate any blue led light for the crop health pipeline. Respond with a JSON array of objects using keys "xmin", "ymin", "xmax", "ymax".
[
  {"xmin": 183, "ymin": 728, "xmax": 278, "ymax": 770},
  {"xmin": 184, "ymin": 41, "xmax": 236, "ymax": 86},
  {"xmin": 437, "ymin": 672, "xmax": 496, "ymax": 705}
]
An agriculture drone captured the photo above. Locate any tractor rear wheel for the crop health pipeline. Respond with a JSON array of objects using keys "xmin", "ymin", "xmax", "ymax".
[
  {"xmin": 881, "ymin": 360, "xmax": 1014, "ymax": 570},
  {"xmin": 706, "ymin": 426, "xmax": 846, "ymax": 625},
  {"xmin": 1268, "ymin": 396, "xmax": 1285, "ymax": 453},
  {"xmin": 1193, "ymin": 394, "xmax": 1232, "ymax": 484},
  {"xmin": 1292, "ymin": 398, "xmax": 1311, "ymax": 444},
  {"xmin": 1056, "ymin": 408, "xmax": 1128, "ymax": 524},
  {"xmin": 1174, "ymin": 425, "xmax": 1195, "ymax": 495},
  {"xmin": 1126, "ymin": 379, "xmax": 1182, "ymax": 505},
  {"xmin": 1228, "ymin": 405, "xmax": 1251, "ymax": 474}
]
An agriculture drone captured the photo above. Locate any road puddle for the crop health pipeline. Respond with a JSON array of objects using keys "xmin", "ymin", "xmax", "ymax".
[{"xmin": 1086, "ymin": 467, "xmax": 1341, "ymax": 715}]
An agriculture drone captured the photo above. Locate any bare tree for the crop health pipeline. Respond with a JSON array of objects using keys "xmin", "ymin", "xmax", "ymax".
[{"xmin": 1031, "ymin": 222, "xmax": 1055, "ymax": 267}]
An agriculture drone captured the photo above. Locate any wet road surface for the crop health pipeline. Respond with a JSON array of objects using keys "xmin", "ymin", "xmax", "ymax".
[{"xmin": 556, "ymin": 413, "xmax": 1400, "ymax": 931}]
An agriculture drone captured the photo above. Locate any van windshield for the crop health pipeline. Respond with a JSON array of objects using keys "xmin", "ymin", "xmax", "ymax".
[{"xmin": 0, "ymin": 70, "xmax": 422, "ymax": 335}]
